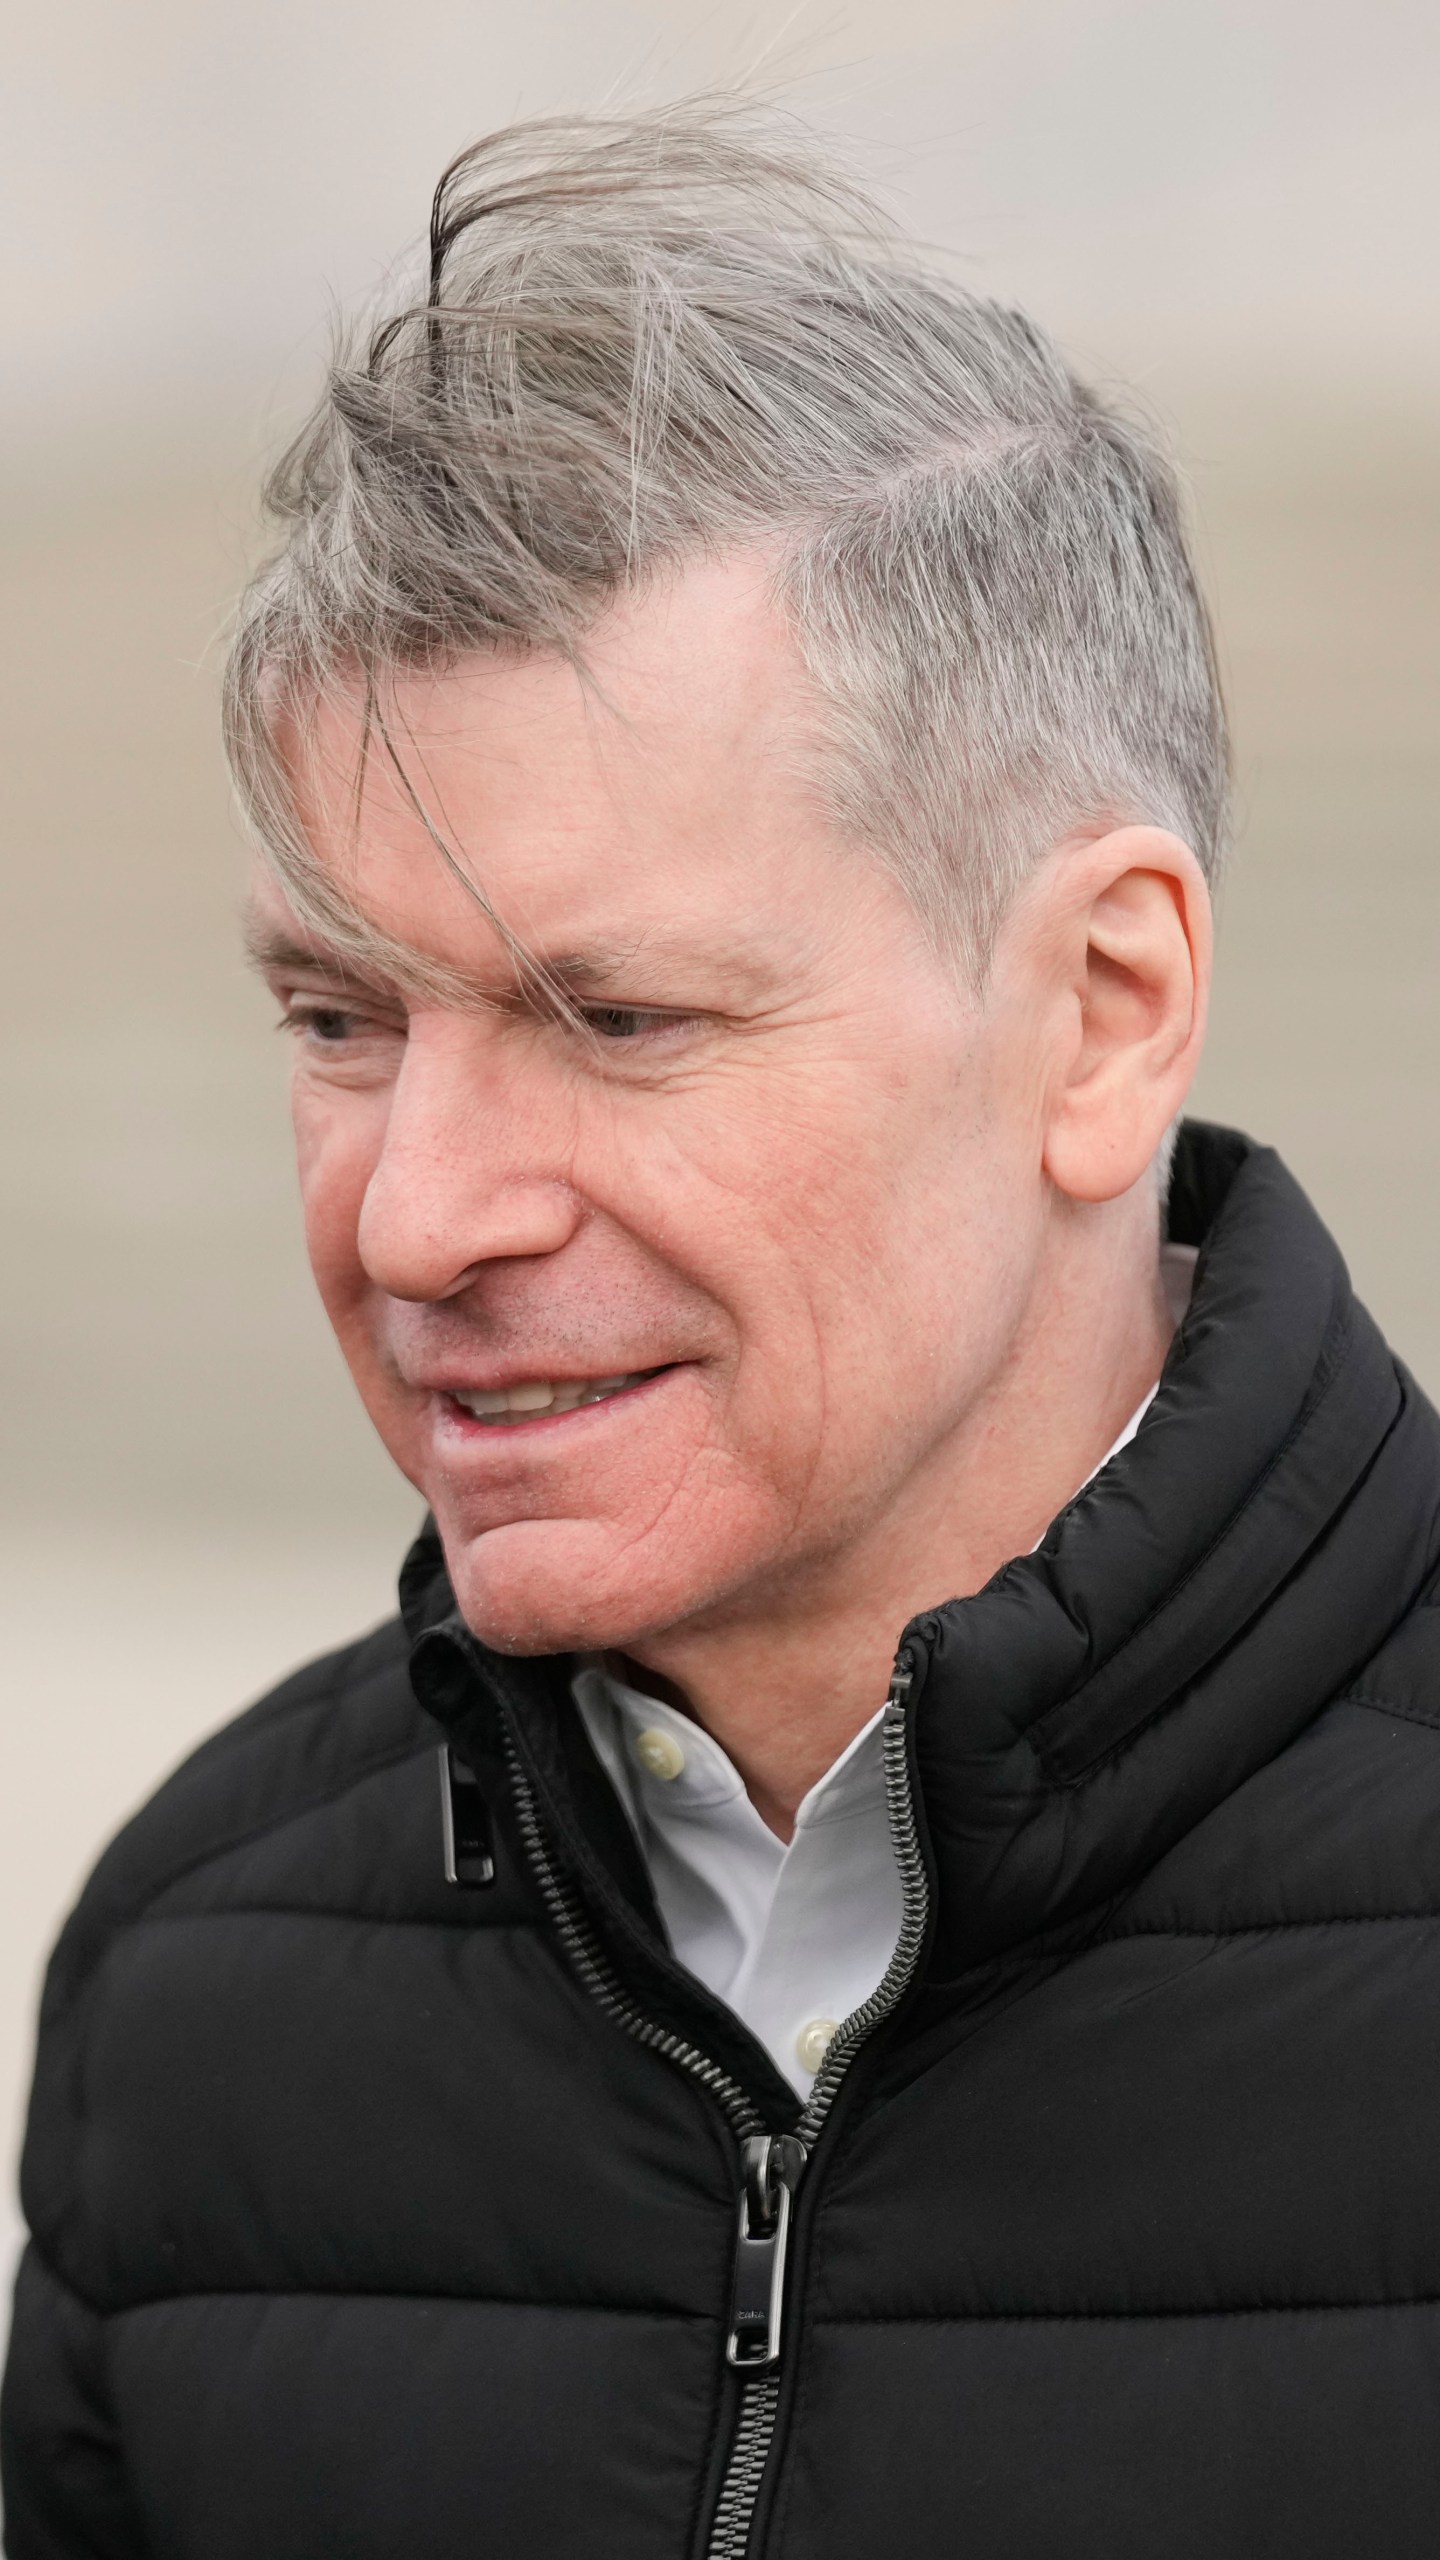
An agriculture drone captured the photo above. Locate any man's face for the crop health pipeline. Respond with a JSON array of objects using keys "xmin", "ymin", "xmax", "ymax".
[{"xmin": 258, "ymin": 558, "xmax": 1051, "ymax": 1654}]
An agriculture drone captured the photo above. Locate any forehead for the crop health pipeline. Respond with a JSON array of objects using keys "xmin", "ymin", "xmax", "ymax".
[{"xmin": 283, "ymin": 554, "xmax": 835, "ymax": 971}]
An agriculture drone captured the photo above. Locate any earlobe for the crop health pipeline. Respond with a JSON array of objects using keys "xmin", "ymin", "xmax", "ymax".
[{"xmin": 1040, "ymin": 828, "xmax": 1211, "ymax": 1205}]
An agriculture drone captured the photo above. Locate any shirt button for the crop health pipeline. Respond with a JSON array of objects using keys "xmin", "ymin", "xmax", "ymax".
[
  {"xmin": 795, "ymin": 2017, "xmax": 840, "ymax": 2075},
  {"xmin": 633, "ymin": 1727, "xmax": 686, "ymax": 1782}
]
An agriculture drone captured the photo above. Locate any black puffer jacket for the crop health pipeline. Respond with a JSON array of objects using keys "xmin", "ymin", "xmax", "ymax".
[{"xmin": 8, "ymin": 1123, "xmax": 1440, "ymax": 2559}]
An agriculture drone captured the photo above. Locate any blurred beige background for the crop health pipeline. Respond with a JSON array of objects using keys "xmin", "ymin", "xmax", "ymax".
[{"xmin": 3, "ymin": 0, "xmax": 1438, "ymax": 2303}]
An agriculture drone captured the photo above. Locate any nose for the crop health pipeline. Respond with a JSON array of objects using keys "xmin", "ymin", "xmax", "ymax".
[{"xmin": 356, "ymin": 1018, "xmax": 585, "ymax": 1301}]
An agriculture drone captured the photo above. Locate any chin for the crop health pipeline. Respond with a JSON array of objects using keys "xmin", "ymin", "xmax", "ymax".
[{"xmin": 435, "ymin": 1510, "xmax": 720, "ymax": 1658}]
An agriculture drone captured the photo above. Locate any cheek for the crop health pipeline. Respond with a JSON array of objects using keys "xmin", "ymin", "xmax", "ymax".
[
  {"xmin": 714, "ymin": 1049, "xmax": 963, "ymax": 1279},
  {"xmin": 609, "ymin": 1062, "xmax": 955, "ymax": 1428},
  {"xmin": 692, "ymin": 1044, "xmax": 1023, "ymax": 1431}
]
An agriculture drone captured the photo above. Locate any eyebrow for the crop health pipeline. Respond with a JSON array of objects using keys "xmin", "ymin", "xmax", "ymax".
[
  {"xmin": 545, "ymin": 935, "xmax": 778, "ymax": 997},
  {"xmin": 243, "ymin": 911, "xmax": 783, "ymax": 1009},
  {"xmin": 243, "ymin": 922, "xmax": 369, "ymax": 983}
]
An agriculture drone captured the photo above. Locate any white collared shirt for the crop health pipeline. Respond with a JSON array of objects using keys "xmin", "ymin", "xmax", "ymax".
[
  {"xmin": 573, "ymin": 1665, "xmax": 900, "ymax": 2094},
  {"xmin": 574, "ymin": 1245, "xmax": 1196, "ymax": 2094}
]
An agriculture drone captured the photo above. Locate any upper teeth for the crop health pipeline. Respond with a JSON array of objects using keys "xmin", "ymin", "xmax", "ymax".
[{"xmin": 451, "ymin": 1372, "xmax": 649, "ymax": 1421}]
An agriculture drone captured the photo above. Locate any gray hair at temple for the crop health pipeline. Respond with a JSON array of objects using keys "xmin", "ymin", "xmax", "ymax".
[{"xmin": 223, "ymin": 97, "xmax": 1229, "ymax": 987}]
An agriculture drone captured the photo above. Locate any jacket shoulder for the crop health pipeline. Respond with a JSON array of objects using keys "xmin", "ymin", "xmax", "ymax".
[
  {"xmin": 48, "ymin": 1614, "xmax": 425, "ymax": 1998},
  {"xmin": 1341, "ymin": 1581, "xmax": 1440, "ymax": 1726},
  {"xmin": 1120, "ymin": 1586, "xmax": 1440, "ymax": 1934}
]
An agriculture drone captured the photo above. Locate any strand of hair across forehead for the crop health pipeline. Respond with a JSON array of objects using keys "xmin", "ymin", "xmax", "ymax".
[{"xmin": 367, "ymin": 691, "xmax": 591, "ymax": 1035}]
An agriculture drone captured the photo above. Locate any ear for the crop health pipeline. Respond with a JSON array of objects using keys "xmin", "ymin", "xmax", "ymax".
[{"xmin": 1038, "ymin": 826, "xmax": 1212, "ymax": 1205}]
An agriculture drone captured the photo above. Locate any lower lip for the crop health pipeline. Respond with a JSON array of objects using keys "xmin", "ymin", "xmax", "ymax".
[{"xmin": 434, "ymin": 1367, "xmax": 677, "ymax": 1442}]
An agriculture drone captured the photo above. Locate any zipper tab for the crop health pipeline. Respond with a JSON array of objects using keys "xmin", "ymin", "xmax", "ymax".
[
  {"xmin": 726, "ymin": 2134, "xmax": 807, "ymax": 2370},
  {"xmin": 438, "ymin": 1744, "xmax": 496, "ymax": 1887}
]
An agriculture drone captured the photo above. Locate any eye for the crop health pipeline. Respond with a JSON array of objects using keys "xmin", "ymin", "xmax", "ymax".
[
  {"xmin": 580, "ymin": 1004, "xmax": 692, "ymax": 1043},
  {"xmin": 279, "ymin": 1003, "xmax": 364, "ymax": 1045}
]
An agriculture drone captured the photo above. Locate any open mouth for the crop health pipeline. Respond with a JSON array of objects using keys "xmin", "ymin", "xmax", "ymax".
[{"xmin": 442, "ymin": 1367, "xmax": 670, "ymax": 1427}]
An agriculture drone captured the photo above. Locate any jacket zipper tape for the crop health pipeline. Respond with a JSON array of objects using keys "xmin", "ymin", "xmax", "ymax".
[{"xmin": 496, "ymin": 1649, "xmax": 930, "ymax": 2560}]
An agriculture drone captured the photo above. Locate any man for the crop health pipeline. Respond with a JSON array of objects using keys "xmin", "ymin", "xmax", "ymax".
[{"xmin": 6, "ymin": 99, "xmax": 1440, "ymax": 2560}]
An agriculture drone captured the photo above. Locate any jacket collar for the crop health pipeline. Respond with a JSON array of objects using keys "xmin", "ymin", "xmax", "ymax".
[
  {"xmin": 908, "ymin": 1121, "xmax": 1440, "ymax": 1974},
  {"xmin": 402, "ymin": 1123, "xmax": 1440, "ymax": 1985}
]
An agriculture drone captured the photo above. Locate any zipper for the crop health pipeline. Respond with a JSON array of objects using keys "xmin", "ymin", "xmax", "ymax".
[
  {"xmin": 497, "ymin": 1644, "xmax": 930, "ymax": 2560},
  {"xmin": 499, "ymin": 1714, "xmax": 765, "ymax": 2146}
]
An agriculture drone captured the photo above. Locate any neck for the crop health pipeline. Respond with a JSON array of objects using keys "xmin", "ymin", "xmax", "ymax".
[{"xmin": 618, "ymin": 1189, "xmax": 1176, "ymax": 1838}]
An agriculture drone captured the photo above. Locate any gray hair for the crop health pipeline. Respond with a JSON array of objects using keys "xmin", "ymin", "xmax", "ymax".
[{"xmin": 225, "ymin": 98, "xmax": 1228, "ymax": 985}]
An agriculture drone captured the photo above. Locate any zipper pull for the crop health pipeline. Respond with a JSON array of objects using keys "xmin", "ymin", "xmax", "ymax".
[
  {"xmin": 886, "ymin": 1650, "xmax": 914, "ymax": 1714},
  {"xmin": 726, "ymin": 2134, "xmax": 807, "ymax": 2370},
  {"xmin": 438, "ymin": 1744, "xmax": 496, "ymax": 1887}
]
